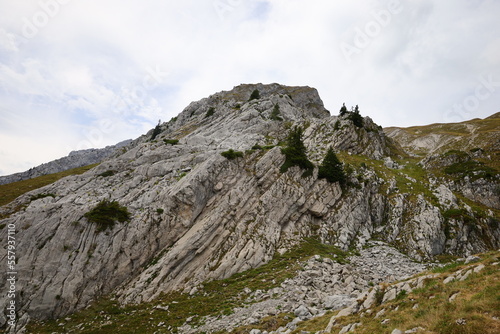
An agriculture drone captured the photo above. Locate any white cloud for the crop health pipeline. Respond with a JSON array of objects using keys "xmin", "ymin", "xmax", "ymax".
[{"xmin": 0, "ymin": 0, "xmax": 499, "ymax": 175}]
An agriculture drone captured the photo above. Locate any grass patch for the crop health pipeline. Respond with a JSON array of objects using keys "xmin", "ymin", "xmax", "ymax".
[
  {"xmin": 84, "ymin": 199, "xmax": 131, "ymax": 232},
  {"xmin": 0, "ymin": 163, "xmax": 99, "ymax": 207},
  {"xmin": 175, "ymin": 172, "xmax": 187, "ymax": 181},
  {"xmin": 252, "ymin": 144, "xmax": 276, "ymax": 150},
  {"xmin": 444, "ymin": 160, "xmax": 497, "ymax": 181},
  {"xmin": 98, "ymin": 170, "xmax": 115, "ymax": 177},
  {"xmin": 336, "ymin": 153, "xmax": 436, "ymax": 203},
  {"xmin": 221, "ymin": 149, "xmax": 244, "ymax": 160},
  {"xmin": 431, "ymin": 260, "xmax": 466, "ymax": 274},
  {"xmin": 442, "ymin": 209, "xmax": 475, "ymax": 226},
  {"xmin": 29, "ymin": 193, "xmax": 56, "ymax": 201},
  {"xmin": 163, "ymin": 139, "xmax": 179, "ymax": 145}
]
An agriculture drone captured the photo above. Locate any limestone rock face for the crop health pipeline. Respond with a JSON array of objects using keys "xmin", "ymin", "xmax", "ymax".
[{"xmin": 0, "ymin": 83, "xmax": 498, "ymax": 330}]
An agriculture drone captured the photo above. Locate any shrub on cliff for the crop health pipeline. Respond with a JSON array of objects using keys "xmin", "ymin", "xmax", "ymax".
[
  {"xmin": 221, "ymin": 149, "xmax": 243, "ymax": 160},
  {"xmin": 84, "ymin": 199, "xmax": 130, "ymax": 232}
]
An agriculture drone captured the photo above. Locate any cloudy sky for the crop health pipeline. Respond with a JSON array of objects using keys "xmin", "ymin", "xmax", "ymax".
[{"xmin": 0, "ymin": 0, "xmax": 499, "ymax": 176}]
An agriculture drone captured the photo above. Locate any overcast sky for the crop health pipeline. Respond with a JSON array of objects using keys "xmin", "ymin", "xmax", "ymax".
[{"xmin": 0, "ymin": 0, "xmax": 499, "ymax": 176}]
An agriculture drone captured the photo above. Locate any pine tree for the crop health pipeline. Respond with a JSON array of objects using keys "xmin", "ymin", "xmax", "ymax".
[
  {"xmin": 150, "ymin": 120, "xmax": 162, "ymax": 141},
  {"xmin": 318, "ymin": 147, "xmax": 346, "ymax": 184},
  {"xmin": 339, "ymin": 103, "xmax": 348, "ymax": 116},
  {"xmin": 249, "ymin": 89, "xmax": 260, "ymax": 101},
  {"xmin": 349, "ymin": 104, "xmax": 363, "ymax": 128},
  {"xmin": 280, "ymin": 126, "xmax": 314, "ymax": 177},
  {"xmin": 270, "ymin": 104, "xmax": 283, "ymax": 121},
  {"xmin": 205, "ymin": 107, "xmax": 215, "ymax": 118}
]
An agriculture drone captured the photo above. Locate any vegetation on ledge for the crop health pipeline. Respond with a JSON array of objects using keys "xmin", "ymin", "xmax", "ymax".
[
  {"xmin": 84, "ymin": 199, "xmax": 131, "ymax": 232},
  {"xmin": 221, "ymin": 149, "xmax": 244, "ymax": 160}
]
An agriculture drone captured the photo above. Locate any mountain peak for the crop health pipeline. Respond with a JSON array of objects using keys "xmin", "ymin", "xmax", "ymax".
[
  {"xmin": 0, "ymin": 85, "xmax": 498, "ymax": 333},
  {"xmin": 220, "ymin": 83, "xmax": 330, "ymax": 118}
]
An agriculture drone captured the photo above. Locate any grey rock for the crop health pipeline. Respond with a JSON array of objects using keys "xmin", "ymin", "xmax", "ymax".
[
  {"xmin": 474, "ymin": 264, "xmax": 485, "ymax": 273},
  {"xmin": 374, "ymin": 309, "xmax": 386, "ymax": 319},
  {"xmin": 449, "ymin": 292, "xmax": 459, "ymax": 302},
  {"xmin": 443, "ymin": 276, "xmax": 455, "ymax": 284},
  {"xmin": 382, "ymin": 287, "xmax": 398, "ymax": 303},
  {"xmin": 384, "ymin": 157, "xmax": 402, "ymax": 169},
  {"xmin": 465, "ymin": 255, "xmax": 481, "ymax": 264},
  {"xmin": 336, "ymin": 306, "xmax": 356, "ymax": 318},
  {"xmin": 339, "ymin": 324, "xmax": 353, "ymax": 334},
  {"xmin": 459, "ymin": 269, "xmax": 473, "ymax": 281},
  {"xmin": 294, "ymin": 305, "xmax": 312, "ymax": 319},
  {"xmin": 323, "ymin": 295, "xmax": 353, "ymax": 310}
]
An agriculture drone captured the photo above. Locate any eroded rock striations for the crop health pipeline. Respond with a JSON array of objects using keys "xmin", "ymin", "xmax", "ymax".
[{"xmin": 0, "ymin": 83, "xmax": 498, "ymax": 332}]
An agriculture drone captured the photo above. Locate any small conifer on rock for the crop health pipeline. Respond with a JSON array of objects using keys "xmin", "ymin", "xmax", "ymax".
[{"xmin": 318, "ymin": 147, "xmax": 346, "ymax": 184}]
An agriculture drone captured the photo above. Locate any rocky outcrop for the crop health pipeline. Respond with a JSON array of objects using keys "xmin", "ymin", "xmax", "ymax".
[
  {"xmin": 0, "ymin": 140, "xmax": 132, "ymax": 185},
  {"xmin": 0, "ymin": 83, "xmax": 498, "ymax": 332},
  {"xmin": 321, "ymin": 256, "xmax": 495, "ymax": 334},
  {"xmin": 178, "ymin": 241, "xmax": 428, "ymax": 333},
  {"xmin": 421, "ymin": 150, "xmax": 500, "ymax": 210}
]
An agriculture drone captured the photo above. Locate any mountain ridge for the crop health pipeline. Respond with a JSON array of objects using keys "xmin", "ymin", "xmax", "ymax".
[
  {"xmin": 384, "ymin": 112, "xmax": 500, "ymax": 158},
  {"xmin": 0, "ymin": 140, "xmax": 132, "ymax": 185},
  {"xmin": 0, "ymin": 83, "xmax": 498, "ymax": 333}
]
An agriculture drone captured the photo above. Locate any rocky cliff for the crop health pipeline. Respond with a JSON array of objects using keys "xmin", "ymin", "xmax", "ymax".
[{"xmin": 0, "ymin": 83, "xmax": 498, "ymax": 332}]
